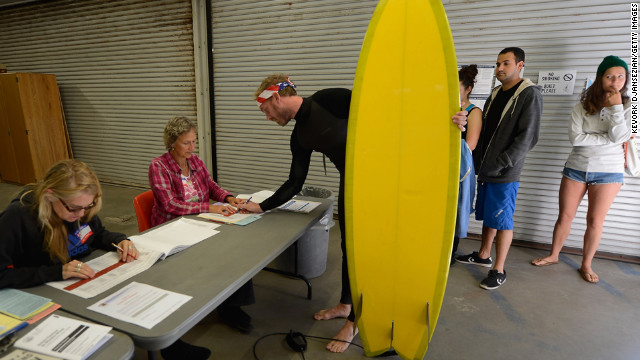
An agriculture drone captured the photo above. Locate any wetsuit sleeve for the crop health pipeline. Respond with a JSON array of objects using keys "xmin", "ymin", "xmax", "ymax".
[{"xmin": 259, "ymin": 128, "xmax": 313, "ymax": 211}]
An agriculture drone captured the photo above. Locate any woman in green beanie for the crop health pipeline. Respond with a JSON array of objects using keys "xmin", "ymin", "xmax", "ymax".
[{"xmin": 531, "ymin": 55, "xmax": 632, "ymax": 283}]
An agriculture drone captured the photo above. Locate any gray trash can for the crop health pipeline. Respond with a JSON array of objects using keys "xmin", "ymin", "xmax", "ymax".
[{"xmin": 271, "ymin": 186, "xmax": 335, "ymax": 279}]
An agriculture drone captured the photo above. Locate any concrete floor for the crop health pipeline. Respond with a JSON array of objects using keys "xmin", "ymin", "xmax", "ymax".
[{"xmin": 1, "ymin": 182, "xmax": 639, "ymax": 359}]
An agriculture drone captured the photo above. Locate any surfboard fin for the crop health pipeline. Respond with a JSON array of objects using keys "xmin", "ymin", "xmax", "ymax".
[
  {"xmin": 426, "ymin": 301, "xmax": 431, "ymax": 343},
  {"xmin": 353, "ymin": 293, "xmax": 363, "ymax": 336},
  {"xmin": 390, "ymin": 320, "xmax": 395, "ymax": 349}
]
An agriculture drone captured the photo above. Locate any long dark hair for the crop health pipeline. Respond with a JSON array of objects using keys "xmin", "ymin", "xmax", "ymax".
[
  {"xmin": 580, "ymin": 70, "xmax": 629, "ymax": 115},
  {"xmin": 459, "ymin": 64, "xmax": 478, "ymax": 93}
]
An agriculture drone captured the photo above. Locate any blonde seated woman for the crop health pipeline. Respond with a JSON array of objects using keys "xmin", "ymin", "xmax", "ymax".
[
  {"xmin": 0, "ymin": 159, "xmax": 137, "ymax": 289},
  {"xmin": 0, "ymin": 159, "xmax": 209, "ymax": 360}
]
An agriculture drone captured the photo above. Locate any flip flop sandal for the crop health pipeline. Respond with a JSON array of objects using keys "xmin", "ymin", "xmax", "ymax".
[
  {"xmin": 531, "ymin": 258, "xmax": 559, "ymax": 267},
  {"xmin": 578, "ymin": 268, "xmax": 599, "ymax": 283}
]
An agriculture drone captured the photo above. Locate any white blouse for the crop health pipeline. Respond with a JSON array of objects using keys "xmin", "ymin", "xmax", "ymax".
[{"xmin": 565, "ymin": 101, "xmax": 631, "ymax": 173}]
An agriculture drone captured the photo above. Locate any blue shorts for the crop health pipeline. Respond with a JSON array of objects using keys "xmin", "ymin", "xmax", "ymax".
[
  {"xmin": 475, "ymin": 181, "xmax": 520, "ymax": 230},
  {"xmin": 562, "ymin": 166, "xmax": 624, "ymax": 185}
]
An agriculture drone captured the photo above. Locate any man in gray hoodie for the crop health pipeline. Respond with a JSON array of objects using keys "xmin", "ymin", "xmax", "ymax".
[{"xmin": 455, "ymin": 47, "xmax": 543, "ymax": 290}]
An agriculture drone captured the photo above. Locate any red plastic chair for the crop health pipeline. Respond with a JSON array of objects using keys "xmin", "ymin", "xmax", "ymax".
[{"xmin": 133, "ymin": 190, "xmax": 154, "ymax": 232}]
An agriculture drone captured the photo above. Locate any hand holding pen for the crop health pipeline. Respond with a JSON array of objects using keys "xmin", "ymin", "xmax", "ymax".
[
  {"xmin": 237, "ymin": 196, "xmax": 263, "ymax": 213},
  {"xmin": 112, "ymin": 239, "xmax": 139, "ymax": 262}
]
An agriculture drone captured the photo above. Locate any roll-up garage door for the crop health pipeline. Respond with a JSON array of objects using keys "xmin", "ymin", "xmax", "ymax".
[
  {"xmin": 211, "ymin": 0, "xmax": 639, "ymax": 257},
  {"xmin": 210, "ymin": 0, "xmax": 378, "ymax": 199},
  {"xmin": 444, "ymin": 0, "xmax": 640, "ymax": 257},
  {"xmin": 0, "ymin": 0, "xmax": 196, "ymax": 187}
]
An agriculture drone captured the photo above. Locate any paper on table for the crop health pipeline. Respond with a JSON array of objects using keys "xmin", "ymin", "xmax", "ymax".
[
  {"xmin": 46, "ymin": 250, "xmax": 163, "ymax": 299},
  {"xmin": 236, "ymin": 190, "xmax": 275, "ymax": 203},
  {"xmin": 129, "ymin": 217, "xmax": 220, "ymax": 259},
  {"xmin": 277, "ymin": 199, "xmax": 321, "ymax": 213},
  {"xmin": 25, "ymin": 303, "xmax": 61, "ymax": 324},
  {"xmin": 1, "ymin": 349, "xmax": 60, "ymax": 360},
  {"xmin": 88, "ymin": 282, "xmax": 192, "ymax": 329},
  {"xmin": 198, "ymin": 211, "xmax": 261, "ymax": 225},
  {"xmin": 14, "ymin": 314, "xmax": 112, "ymax": 360},
  {"xmin": 0, "ymin": 313, "xmax": 25, "ymax": 338},
  {"xmin": 0, "ymin": 289, "xmax": 51, "ymax": 320},
  {"xmin": 237, "ymin": 190, "xmax": 320, "ymax": 213}
]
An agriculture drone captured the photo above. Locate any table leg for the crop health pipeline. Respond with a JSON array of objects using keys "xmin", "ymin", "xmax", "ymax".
[{"xmin": 263, "ymin": 241, "xmax": 312, "ymax": 299}]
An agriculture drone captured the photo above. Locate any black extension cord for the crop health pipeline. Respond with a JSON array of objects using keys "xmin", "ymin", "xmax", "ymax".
[
  {"xmin": 252, "ymin": 329, "xmax": 397, "ymax": 359},
  {"xmin": 286, "ymin": 330, "xmax": 308, "ymax": 352}
]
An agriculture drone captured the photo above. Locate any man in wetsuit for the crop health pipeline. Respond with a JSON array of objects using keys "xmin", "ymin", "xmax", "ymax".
[
  {"xmin": 240, "ymin": 74, "xmax": 355, "ymax": 353},
  {"xmin": 240, "ymin": 74, "xmax": 469, "ymax": 353}
]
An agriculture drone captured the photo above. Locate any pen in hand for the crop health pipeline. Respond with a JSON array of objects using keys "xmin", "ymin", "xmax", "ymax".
[
  {"xmin": 112, "ymin": 242, "xmax": 138, "ymax": 262},
  {"xmin": 245, "ymin": 197, "xmax": 252, "ymax": 204},
  {"xmin": 112, "ymin": 243, "xmax": 124, "ymax": 252}
]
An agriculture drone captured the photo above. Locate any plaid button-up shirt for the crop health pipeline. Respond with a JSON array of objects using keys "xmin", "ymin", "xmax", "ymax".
[{"xmin": 149, "ymin": 152, "xmax": 232, "ymax": 227}]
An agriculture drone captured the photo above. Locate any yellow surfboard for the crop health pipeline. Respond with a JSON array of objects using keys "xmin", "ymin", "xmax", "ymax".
[{"xmin": 345, "ymin": 0, "xmax": 459, "ymax": 358}]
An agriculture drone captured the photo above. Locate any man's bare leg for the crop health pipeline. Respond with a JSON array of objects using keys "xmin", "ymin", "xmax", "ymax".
[
  {"xmin": 314, "ymin": 302, "xmax": 351, "ymax": 320},
  {"xmin": 326, "ymin": 320, "xmax": 358, "ymax": 353}
]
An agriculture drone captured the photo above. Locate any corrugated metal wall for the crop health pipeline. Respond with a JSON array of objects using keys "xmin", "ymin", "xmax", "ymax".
[
  {"xmin": 211, "ymin": 0, "xmax": 639, "ymax": 257},
  {"xmin": 1, "ymin": 0, "xmax": 636, "ymax": 256},
  {"xmin": 210, "ymin": 0, "xmax": 379, "ymax": 196},
  {"xmin": 0, "ymin": 0, "xmax": 196, "ymax": 187},
  {"xmin": 444, "ymin": 0, "xmax": 640, "ymax": 256}
]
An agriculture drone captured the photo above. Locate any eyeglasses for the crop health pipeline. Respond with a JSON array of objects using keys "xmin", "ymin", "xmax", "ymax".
[{"xmin": 59, "ymin": 198, "xmax": 96, "ymax": 213}]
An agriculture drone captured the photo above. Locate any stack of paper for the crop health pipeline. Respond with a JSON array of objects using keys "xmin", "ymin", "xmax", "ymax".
[
  {"xmin": 198, "ymin": 211, "xmax": 262, "ymax": 225},
  {"xmin": 0, "ymin": 313, "xmax": 27, "ymax": 339},
  {"xmin": 0, "ymin": 289, "xmax": 59, "ymax": 339},
  {"xmin": 131, "ymin": 217, "xmax": 221, "ymax": 259},
  {"xmin": 0, "ymin": 289, "xmax": 51, "ymax": 320},
  {"xmin": 15, "ymin": 314, "xmax": 112, "ymax": 360}
]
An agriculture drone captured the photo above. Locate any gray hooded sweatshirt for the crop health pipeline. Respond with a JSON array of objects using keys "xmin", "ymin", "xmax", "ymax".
[{"xmin": 476, "ymin": 78, "xmax": 543, "ymax": 183}]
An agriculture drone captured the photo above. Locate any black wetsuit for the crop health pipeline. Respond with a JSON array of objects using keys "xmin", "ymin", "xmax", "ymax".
[{"xmin": 260, "ymin": 88, "xmax": 352, "ymax": 314}]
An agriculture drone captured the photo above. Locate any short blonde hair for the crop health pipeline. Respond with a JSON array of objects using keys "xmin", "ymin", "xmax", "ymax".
[
  {"xmin": 164, "ymin": 116, "xmax": 196, "ymax": 149},
  {"xmin": 254, "ymin": 74, "xmax": 297, "ymax": 100}
]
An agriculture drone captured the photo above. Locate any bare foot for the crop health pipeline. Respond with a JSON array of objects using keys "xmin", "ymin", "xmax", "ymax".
[
  {"xmin": 314, "ymin": 303, "xmax": 351, "ymax": 320},
  {"xmin": 326, "ymin": 320, "xmax": 358, "ymax": 353}
]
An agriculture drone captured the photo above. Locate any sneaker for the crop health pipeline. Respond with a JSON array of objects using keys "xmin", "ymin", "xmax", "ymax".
[
  {"xmin": 455, "ymin": 251, "xmax": 492, "ymax": 267},
  {"xmin": 479, "ymin": 269, "xmax": 506, "ymax": 290}
]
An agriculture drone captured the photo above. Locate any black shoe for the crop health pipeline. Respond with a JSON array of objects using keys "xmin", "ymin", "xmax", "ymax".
[
  {"xmin": 219, "ymin": 305, "xmax": 253, "ymax": 334},
  {"xmin": 161, "ymin": 339, "xmax": 211, "ymax": 360},
  {"xmin": 455, "ymin": 251, "xmax": 493, "ymax": 267},
  {"xmin": 479, "ymin": 269, "xmax": 506, "ymax": 290}
]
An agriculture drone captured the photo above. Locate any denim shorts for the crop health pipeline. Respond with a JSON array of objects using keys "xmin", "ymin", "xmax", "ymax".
[
  {"xmin": 475, "ymin": 181, "xmax": 520, "ymax": 231},
  {"xmin": 562, "ymin": 166, "xmax": 624, "ymax": 185}
]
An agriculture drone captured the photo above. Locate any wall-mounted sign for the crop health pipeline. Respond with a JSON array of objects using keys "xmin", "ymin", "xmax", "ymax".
[
  {"xmin": 538, "ymin": 70, "xmax": 577, "ymax": 95},
  {"xmin": 585, "ymin": 77, "xmax": 594, "ymax": 89},
  {"xmin": 458, "ymin": 64, "xmax": 495, "ymax": 96}
]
